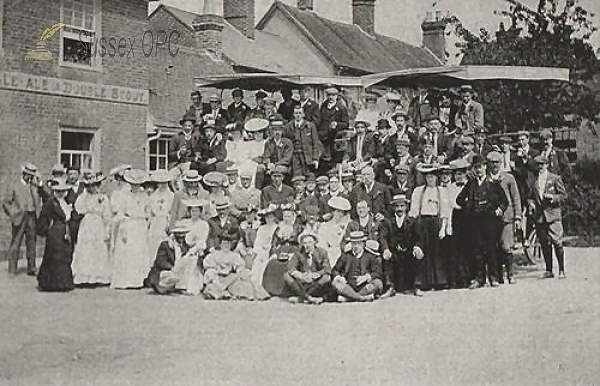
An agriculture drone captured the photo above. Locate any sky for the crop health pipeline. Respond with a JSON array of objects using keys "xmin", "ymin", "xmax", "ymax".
[{"xmin": 150, "ymin": 0, "xmax": 600, "ymax": 59}]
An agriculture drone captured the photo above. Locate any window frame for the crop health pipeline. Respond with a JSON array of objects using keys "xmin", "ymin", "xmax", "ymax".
[
  {"xmin": 58, "ymin": 127, "xmax": 101, "ymax": 170},
  {"xmin": 59, "ymin": 0, "xmax": 102, "ymax": 71},
  {"xmin": 147, "ymin": 135, "xmax": 172, "ymax": 172}
]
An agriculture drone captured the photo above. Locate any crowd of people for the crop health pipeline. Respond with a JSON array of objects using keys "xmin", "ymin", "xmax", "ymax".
[{"xmin": 2, "ymin": 83, "xmax": 571, "ymax": 303}]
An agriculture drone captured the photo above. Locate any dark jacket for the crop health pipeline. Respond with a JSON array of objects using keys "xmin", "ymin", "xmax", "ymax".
[
  {"xmin": 260, "ymin": 184, "xmax": 295, "ymax": 209},
  {"xmin": 168, "ymin": 130, "xmax": 202, "ymax": 167},
  {"xmin": 207, "ymin": 215, "xmax": 240, "ymax": 250},
  {"xmin": 285, "ymin": 120, "xmax": 322, "ymax": 164},
  {"xmin": 349, "ymin": 182, "xmax": 392, "ymax": 219},
  {"xmin": 145, "ymin": 239, "xmax": 191, "ymax": 290},
  {"xmin": 332, "ymin": 250, "xmax": 382, "ymax": 289},
  {"xmin": 288, "ymin": 247, "xmax": 331, "ymax": 276},
  {"xmin": 301, "ymin": 98, "xmax": 321, "ymax": 127},
  {"xmin": 318, "ymin": 101, "xmax": 349, "ymax": 139},
  {"xmin": 262, "ymin": 137, "xmax": 294, "ymax": 167},
  {"xmin": 456, "ymin": 177, "xmax": 509, "ymax": 215}
]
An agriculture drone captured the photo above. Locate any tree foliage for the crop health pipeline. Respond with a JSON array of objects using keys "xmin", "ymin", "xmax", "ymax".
[{"xmin": 445, "ymin": 0, "xmax": 600, "ymax": 133}]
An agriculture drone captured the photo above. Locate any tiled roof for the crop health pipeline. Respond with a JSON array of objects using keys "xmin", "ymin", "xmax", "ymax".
[
  {"xmin": 160, "ymin": 5, "xmax": 316, "ymax": 74},
  {"xmin": 262, "ymin": 1, "xmax": 442, "ymax": 74}
]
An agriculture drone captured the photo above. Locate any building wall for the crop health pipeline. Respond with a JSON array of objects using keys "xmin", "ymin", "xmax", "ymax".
[
  {"xmin": 0, "ymin": 0, "xmax": 150, "ymax": 251},
  {"xmin": 259, "ymin": 9, "xmax": 336, "ymax": 76}
]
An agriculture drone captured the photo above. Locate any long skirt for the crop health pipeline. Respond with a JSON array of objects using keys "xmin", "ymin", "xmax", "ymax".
[
  {"xmin": 262, "ymin": 259, "xmax": 289, "ymax": 297},
  {"xmin": 414, "ymin": 216, "xmax": 447, "ymax": 289},
  {"xmin": 170, "ymin": 255, "xmax": 204, "ymax": 295},
  {"xmin": 37, "ymin": 226, "xmax": 74, "ymax": 292},
  {"xmin": 72, "ymin": 214, "xmax": 111, "ymax": 285},
  {"xmin": 111, "ymin": 218, "xmax": 150, "ymax": 289},
  {"xmin": 148, "ymin": 215, "xmax": 168, "ymax": 261},
  {"xmin": 204, "ymin": 269, "xmax": 268, "ymax": 300}
]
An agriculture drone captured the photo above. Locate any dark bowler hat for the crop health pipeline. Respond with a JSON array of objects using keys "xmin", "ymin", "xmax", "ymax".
[
  {"xmin": 472, "ymin": 154, "xmax": 487, "ymax": 166},
  {"xmin": 377, "ymin": 119, "xmax": 392, "ymax": 129},
  {"xmin": 255, "ymin": 90, "xmax": 268, "ymax": 99},
  {"xmin": 232, "ymin": 88, "xmax": 243, "ymax": 97},
  {"xmin": 179, "ymin": 112, "xmax": 196, "ymax": 126},
  {"xmin": 460, "ymin": 85, "xmax": 474, "ymax": 94}
]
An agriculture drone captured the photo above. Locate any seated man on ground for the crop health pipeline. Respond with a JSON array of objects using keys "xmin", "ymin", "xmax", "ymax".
[
  {"xmin": 283, "ymin": 230, "xmax": 331, "ymax": 305},
  {"xmin": 331, "ymin": 231, "xmax": 383, "ymax": 302}
]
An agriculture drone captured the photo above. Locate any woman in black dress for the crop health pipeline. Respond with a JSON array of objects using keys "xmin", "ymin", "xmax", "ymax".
[{"xmin": 36, "ymin": 182, "xmax": 76, "ymax": 292}]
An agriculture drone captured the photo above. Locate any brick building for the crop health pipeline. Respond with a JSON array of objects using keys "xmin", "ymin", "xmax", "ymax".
[{"xmin": 0, "ymin": 0, "xmax": 151, "ymax": 249}]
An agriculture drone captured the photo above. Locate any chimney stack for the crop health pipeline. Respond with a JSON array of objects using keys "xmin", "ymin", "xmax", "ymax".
[
  {"xmin": 192, "ymin": 0, "xmax": 224, "ymax": 56},
  {"xmin": 352, "ymin": 0, "xmax": 376, "ymax": 35},
  {"xmin": 421, "ymin": 11, "xmax": 447, "ymax": 63},
  {"xmin": 223, "ymin": 0, "xmax": 255, "ymax": 39},
  {"xmin": 298, "ymin": 0, "xmax": 314, "ymax": 11}
]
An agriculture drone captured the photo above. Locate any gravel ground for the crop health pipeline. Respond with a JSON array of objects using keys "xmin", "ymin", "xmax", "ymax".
[{"xmin": 1, "ymin": 248, "xmax": 599, "ymax": 386}]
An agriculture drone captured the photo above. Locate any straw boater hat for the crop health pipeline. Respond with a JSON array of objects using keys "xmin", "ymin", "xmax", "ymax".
[
  {"xmin": 347, "ymin": 230, "xmax": 368, "ymax": 242},
  {"xmin": 316, "ymin": 175, "xmax": 329, "ymax": 185},
  {"xmin": 244, "ymin": 118, "xmax": 270, "ymax": 133},
  {"xmin": 22, "ymin": 163, "xmax": 38, "ymax": 176},
  {"xmin": 203, "ymin": 171, "xmax": 227, "ymax": 187},
  {"xmin": 51, "ymin": 163, "xmax": 66, "ymax": 174},
  {"xmin": 365, "ymin": 240, "xmax": 380, "ymax": 256},
  {"xmin": 416, "ymin": 163, "xmax": 439, "ymax": 174},
  {"xmin": 390, "ymin": 194, "xmax": 409, "ymax": 206},
  {"xmin": 150, "ymin": 169, "xmax": 173, "ymax": 183},
  {"xmin": 51, "ymin": 181, "xmax": 72, "ymax": 191},
  {"xmin": 123, "ymin": 169, "xmax": 149, "ymax": 185},
  {"xmin": 209, "ymin": 94, "xmax": 221, "ymax": 102},
  {"xmin": 109, "ymin": 164, "xmax": 132, "ymax": 177},
  {"xmin": 297, "ymin": 229, "xmax": 318, "ymax": 244},
  {"xmin": 353, "ymin": 113, "xmax": 371, "ymax": 128},
  {"xmin": 214, "ymin": 197, "xmax": 231, "ymax": 210},
  {"xmin": 169, "ymin": 220, "xmax": 191, "ymax": 235},
  {"xmin": 328, "ymin": 196, "xmax": 351, "ymax": 211},
  {"xmin": 182, "ymin": 198, "xmax": 207, "ymax": 208},
  {"xmin": 486, "ymin": 151, "xmax": 503, "ymax": 163},
  {"xmin": 448, "ymin": 159, "xmax": 470, "ymax": 171},
  {"xmin": 394, "ymin": 164, "xmax": 411, "ymax": 174},
  {"xmin": 181, "ymin": 170, "xmax": 202, "ymax": 183}
]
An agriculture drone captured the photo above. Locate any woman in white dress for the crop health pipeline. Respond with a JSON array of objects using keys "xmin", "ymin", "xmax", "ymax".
[
  {"xmin": 111, "ymin": 169, "xmax": 151, "ymax": 289},
  {"xmin": 202, "ymin": 171, "xmax": 229, "ymax": 220},
  {"xmin": 108, "ymin": 164, "xmax": 132, "ymax": 259},
  {"xmin": 249, "ymin": 205, "xmax": 279, "ymax": 285},
  {"xmin": 317, "ymin": 196, "xmax": 352, "ymax": 267},
  {"xmin": 72, "ymin": 173, "xmax": 112, "ymax": 286},
  {"xmin": 148, "ymin": 170, "xmax": 175, "ymax": 261}
]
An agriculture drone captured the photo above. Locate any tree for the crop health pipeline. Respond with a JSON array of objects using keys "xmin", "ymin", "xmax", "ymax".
[{"xmin": 446, "ymin": 0, "xmax": 600, "ymax": 133}]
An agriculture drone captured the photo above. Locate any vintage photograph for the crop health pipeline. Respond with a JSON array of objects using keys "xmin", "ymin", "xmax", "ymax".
[{"xmin": 1, "ymin": 0, "xmax": 599, "ymax": 384}]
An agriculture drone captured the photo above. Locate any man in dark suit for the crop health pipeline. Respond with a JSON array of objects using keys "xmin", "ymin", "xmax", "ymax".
[
  {"xmin": 277, "ymin": 88, "xmax": 296, "ymax": 123},
  {"xmin": 207, "ymin": 198, "xmax": 240, "ymax": 251},
  {"xmin": 456, "ymin": 155, "xmax": 508, "ymax": 289},
  {"xmin": 283, "ymin": 230, "xmax": 331, "ymax": 304},
  {"xmin": 207, "ymin": 94, "xmax": 231, "ymax": 134},
  {"xmin": 248, "ymin": 90, "xmax": 269, "ymax": 120},
  {"xmin": 260, "ymin": 165, "xmax": 294, "ymax": 211},
  {"xmin": 196, "ymin": 119, "xmax": 227, "ymax": 175},
  {"xmin": 343, "ymin": 116, "xmax": 377, "ymax": 167},
  {"xmin": 513, "ymin": 130, "xmax": 541, "ymax": 237},
  {"xmin": 168, "ymin": 113, "xmax": 202, "ymax": 170},
  {"xmin": 390, "ymin": 164, "xmax": 414, "ymax": 198},
  {"xmin": 349, "ymin": 166, "xmax": 392, "ymax": 220},
  {"xmin": 257, "ymin": 120, "xmax": 293, "ymax": 189},
  {"xmin": 226, "ymin": 88, "xmax": 251, "ymax": 140},
  {"xmin": 186, "ymin": 90, "xmax": 210, "ymax": 126},
  {"xmin": 286, "ymin": 106, "xmax": 322, "ymax": 177},
  {"xmin": 385, "ymin": 194, "xmax": 422, "ymax": 295},
  {"xmin": 332, "ymin": 231, "xmax": 383, "ymax": 302},
  {"xmin": 299, "ymin": 85, "xmax": 321, "ymax": 126},
  {"xmin": 457, "ymin": 85, "xmax": 484, "ymax": 132},
  {"xmin": 318, "ymin": 86, "xmax": 349, "ymax": 162},
  {"xmin": 408, "ymin": 87, "xmax": 438, "ymax": 130},
  {"xmin": 526, "ymin": 155, "xmax": 567, "ymax": 279},
  {"xmin": 3, "ymin": 163, "xmax": 43, "ymax": 276},
  {"xmin": 473, "ymin": 127, "xmax": 493, "ymax": 157}
]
